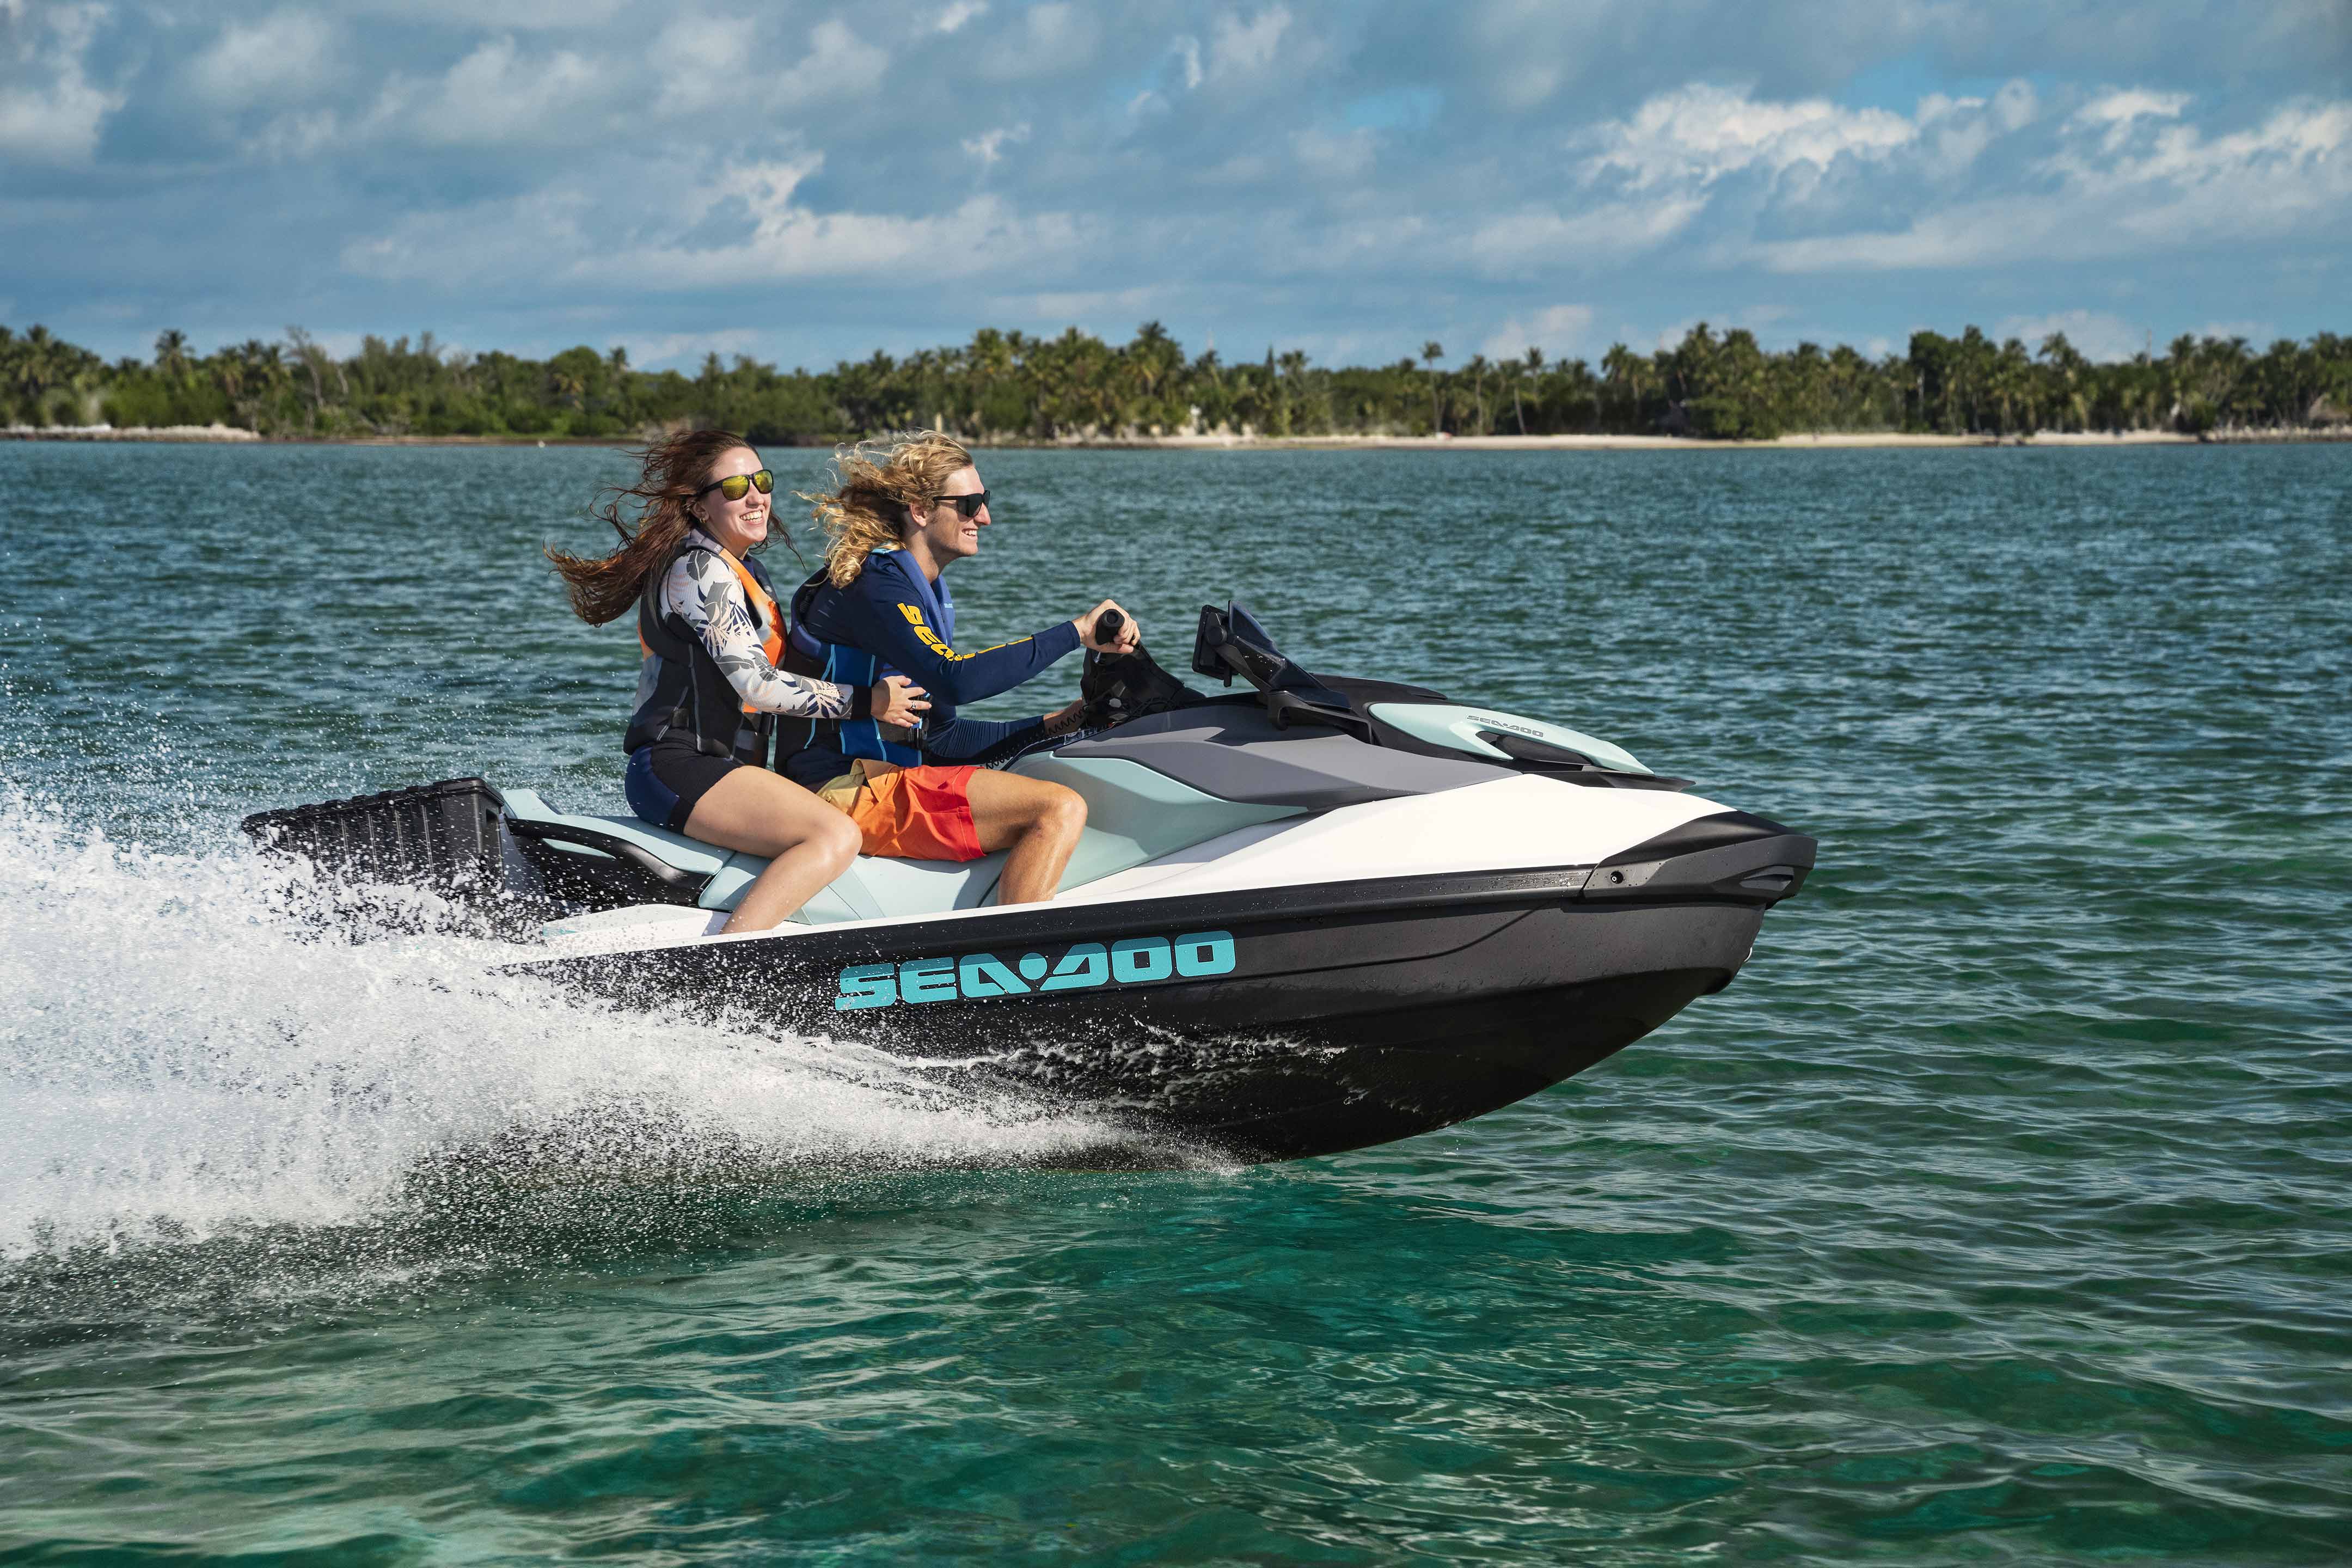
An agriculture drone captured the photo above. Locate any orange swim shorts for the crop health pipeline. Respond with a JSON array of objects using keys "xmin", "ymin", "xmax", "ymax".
[{"xmin": 817, "ymin": 762, "xmax": 985, "ymax": 863}]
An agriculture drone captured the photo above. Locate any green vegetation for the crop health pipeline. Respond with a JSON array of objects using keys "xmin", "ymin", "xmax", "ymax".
[{"xmin": 5, "ymin": 319, "xmax": 2349, "ymax": 443}]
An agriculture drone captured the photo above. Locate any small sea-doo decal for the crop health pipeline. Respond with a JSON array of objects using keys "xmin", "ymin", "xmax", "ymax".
[{"xmin": 835, "ymin": 931, "xmax": 1236, "ymax": 1010}]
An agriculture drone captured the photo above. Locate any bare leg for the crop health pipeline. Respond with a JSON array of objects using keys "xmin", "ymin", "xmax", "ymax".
[
  {"xmin": 965, "ymin": 770, "xmax": 1087, "ymax": 905},
  {"xmin": 682, "ymin": 768, "xmax": 862, "ymax": 933}
]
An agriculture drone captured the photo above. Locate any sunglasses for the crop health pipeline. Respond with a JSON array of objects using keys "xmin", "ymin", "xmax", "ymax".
[
  {"xmin": 695, "ymin": 469, "xmax": 775, "ymax": 503},
  {"xmin": 934, "ymin": 489, "xmax": 990, "ymax": 519}
]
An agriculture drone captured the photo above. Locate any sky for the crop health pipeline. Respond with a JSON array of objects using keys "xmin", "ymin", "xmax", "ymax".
[{"xmin": 2, "ymin": 0, "xmax": 2347, "ymax": 371}]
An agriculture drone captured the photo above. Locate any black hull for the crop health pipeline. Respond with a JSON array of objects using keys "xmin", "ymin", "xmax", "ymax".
[{"xmin": 520, "ymin": 857, "xmax": 1800, "ymax": 1161}]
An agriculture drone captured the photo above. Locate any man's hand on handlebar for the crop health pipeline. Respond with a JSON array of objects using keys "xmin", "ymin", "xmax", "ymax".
[
  {"xmin": 1076, "ymin": 599, "xmax": 1141, "ymax": 654},
  {"xmin": 873, "ymin": 676, "xmax": 929, "ymax": 729}
]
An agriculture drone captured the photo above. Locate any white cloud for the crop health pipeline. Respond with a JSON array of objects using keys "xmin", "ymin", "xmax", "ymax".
[
  {"xmin": 1208, "ymin": 7, "xmax": 1290, "ymax": 78},
  {"xmin": 1468, "ymin": 196, "xmax": 1708, "ymax": 274},
  {"xmin": 978, "ymin": 3, "xmax": 1097, "ymax": 79},
  {"xmin": 2074, "ymin": 89, "xmax": 2190, "ymax": 127},
  {"xmin": 1909, "ymin": 84, "xmax": 2038, "ymax": 176},
  {"xmin": 1506, "ymin": 78, "xmax": 2352, "ymax": 279},
  {"xmin": 369, "ymin": 36, "xmax": 604, "ymax": 146},
  {"xmin": 1991, "ymin": 309, "xmax": 2148, "ymax": 362},
  {"xmin": 934, "ymin": 1, "xmax": 988, "ymax": 33},
  {"xmin": 591, "ymin": 162, "xmax": 1084, "ymax": 287},
  {"xmin": 1481, "ymin": 303, "xmax": 1596, "ymax": 360},
  {"xmin": 653, "ymin": 14, "xmax": 758, "ymax": 105},
  {"xmin": 1291, "ymin": 125, "xmax": 1375, "ymax": 181},
  {"xmin": 2069, "ymin": 88, "xmax": 2190, "ymax": 152},
  {"xmin": 249, "ymin": 108, "xmax": 340, "ymax": 161},
  {"xmin": 342, "ymin": 182, "xmax": 597, "ymax": 284},
  {"xmin": 1990, "ymin": 80, "xmax": 2040, "ymax": 132},
  {"xmin": 1753, "ymin": 95, "xmax": 2352, "ymax": 271},
  {"xmin": 187, "ymin": 11, "xmax": 336, "ymax": 111},
  {"xmin": 962, "ymin": 122, "xmax": 1030, "ymax": 166},
  {"xmin": 345, "ymin": 157, "xmax": 1089, "ymax": 291},
  {"xmin": 337, "ymin": 0, "xmax": 628, "ymax": 26},
  {"xmin": 988, "ymin": 285, "xmax": 1157, "ymax": 324},
  {"xmin": 0, "ymin": 2, "xmax": 122, "ymax": 164},
  {"xmin": 1584, "ymin": 83, "xmax": 1918, "ymax": 188},
  {"xmin": 1750, "ymin": 197, "xmax": 2063, "ymax": 271},
  {"xmin": 1462, "ymin": 0, "xmax": 1588, "ymax": 111},
  {"xmin": 776, "ymin": 18, "xmax": 886, "ymax": 103}
]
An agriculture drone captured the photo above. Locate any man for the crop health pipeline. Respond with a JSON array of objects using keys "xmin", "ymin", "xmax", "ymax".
[{"xmin": 777, "ymin": 431, "xmax": 1139, "ymax": 905}]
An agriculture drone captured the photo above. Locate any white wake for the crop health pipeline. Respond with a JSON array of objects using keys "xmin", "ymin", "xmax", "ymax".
[{"xmin": 0, "ymin": 792, "xmax": 1126, "ymax": 1262}]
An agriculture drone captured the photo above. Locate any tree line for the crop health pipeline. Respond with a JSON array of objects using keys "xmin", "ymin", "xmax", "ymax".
[{"xmin": 5, "ymin": 318, "xmax": 2348, "ymax": 443}]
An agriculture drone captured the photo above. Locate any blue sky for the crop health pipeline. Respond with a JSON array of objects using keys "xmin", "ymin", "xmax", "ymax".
[{"xmin": 3, "ymin": 0, "xmax": 2347, "ymax": 370}]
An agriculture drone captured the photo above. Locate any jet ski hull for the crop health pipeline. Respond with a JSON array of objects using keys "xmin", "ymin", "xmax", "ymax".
[
  {"xmin": 241, "ymin": 595, "xmax": 1821, "ymax": 1162},
  {"xmin": 519, "ymin": 852, "xmax": 1801, "ymax": 1162}
]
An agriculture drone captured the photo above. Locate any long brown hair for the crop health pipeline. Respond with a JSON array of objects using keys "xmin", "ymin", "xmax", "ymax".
[
  {"xmin": 800, "ymin": 430, "xmax": 974, "ymax": 587},
  {"xmin": 548, "ymin": 429, "xmax": 767, "ymax": 626}
]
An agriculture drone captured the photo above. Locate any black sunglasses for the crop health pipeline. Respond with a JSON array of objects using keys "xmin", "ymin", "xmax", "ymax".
[
  {"xmin": 934, "ymin": 489, "xmax": 990, "ymax": 519},
  {"xmin": 696, "ymin": 469, "xmax": 775, "ymax": 503}
]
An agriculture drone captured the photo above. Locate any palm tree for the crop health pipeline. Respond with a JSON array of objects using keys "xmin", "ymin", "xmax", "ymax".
[
  {"xmin": 285, "ymin": 326, "xmax": 332, "ymax": 421},
  {"xmin": 1420, "ymin": 340, "xmax": 1444, "ymax": 433},
  {"xmin": 1601, "ymin": 344, "xmax": 1650, "ymax": 430},
  {"xmin": 154, "ymin": 329, "xmax": 190, "ymax": 381}
]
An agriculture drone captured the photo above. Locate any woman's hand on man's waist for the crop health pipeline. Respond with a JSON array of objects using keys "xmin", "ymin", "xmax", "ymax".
[{"xmin": 871, "ymin": 676, "xmax": 929, "ymax": 729}]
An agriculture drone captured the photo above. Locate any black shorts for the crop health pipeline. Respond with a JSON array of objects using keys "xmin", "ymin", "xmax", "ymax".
[{"xmin": 625, "ymin": 740, "xmax": 748, "ymax": 832}]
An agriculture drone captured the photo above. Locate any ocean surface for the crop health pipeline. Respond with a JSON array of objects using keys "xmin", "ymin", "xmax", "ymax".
[{"xmin": 1, "ymin": 441, "xmax": 2347, "ymax": 1564}]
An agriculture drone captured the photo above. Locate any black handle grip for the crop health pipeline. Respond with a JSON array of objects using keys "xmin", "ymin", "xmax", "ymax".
[{"xmin": 1094, "ymin": 608, "xmax": 1124, "ymax": 645}]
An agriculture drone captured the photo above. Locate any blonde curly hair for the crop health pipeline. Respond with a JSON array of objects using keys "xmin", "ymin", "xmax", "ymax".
[{"xmin": 799, "ymin": 430, "xmax": 976, "ymax": 587}]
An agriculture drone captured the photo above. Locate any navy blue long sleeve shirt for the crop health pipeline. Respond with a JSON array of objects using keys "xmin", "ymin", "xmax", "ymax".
[{"xmin": 779, "ymin": 548, "xmax": 1081, "ymax": 788}]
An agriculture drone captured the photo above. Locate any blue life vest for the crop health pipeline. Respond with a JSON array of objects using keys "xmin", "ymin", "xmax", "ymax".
[{"xmin": 777, "ymin": 549, "xmax": 941, "ymax": 769}]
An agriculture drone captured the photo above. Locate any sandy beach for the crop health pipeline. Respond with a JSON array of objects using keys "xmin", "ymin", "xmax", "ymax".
[
  {"xmin": 3, "ymin": 422, "xmax": 260, "ymax": 442},
  {"xmin": 1122, "ymin": 427, "xmax": 2344, "ymax": 451}
]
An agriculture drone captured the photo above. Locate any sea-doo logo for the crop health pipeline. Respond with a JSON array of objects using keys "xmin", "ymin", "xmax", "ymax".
[{"xmin": 835, "ymin": 930, "xmax": 1237, "ymax": 1011}]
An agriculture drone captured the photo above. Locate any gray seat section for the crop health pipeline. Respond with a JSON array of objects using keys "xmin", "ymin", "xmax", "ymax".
[
  {"xmin": 503, "ymin": 752, "xmax": 1303, "ymax": 923},
  {"xmin": 501, "ymin": 789, "xmax": 736, "ymax": 879},
  {"xmin": 1053, "ymin": 703, "xmax": 1512, "ymax": 808}
]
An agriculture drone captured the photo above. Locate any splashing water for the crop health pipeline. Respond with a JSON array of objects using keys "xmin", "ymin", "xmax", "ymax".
[{"xmin": 0, "ymin": 791, "xmax": 1134, "ymax": 1266}]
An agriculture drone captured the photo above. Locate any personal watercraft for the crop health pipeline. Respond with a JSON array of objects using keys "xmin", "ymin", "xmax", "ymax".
[{"xmin": 245, "ymin": 604, "xmax": 1815, "ymax": 1161}]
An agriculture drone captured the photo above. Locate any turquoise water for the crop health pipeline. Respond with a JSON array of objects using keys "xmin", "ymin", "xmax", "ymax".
[{"xmin": 2, "ymin": 442, "xmax": 2348, "ymax": 1563}]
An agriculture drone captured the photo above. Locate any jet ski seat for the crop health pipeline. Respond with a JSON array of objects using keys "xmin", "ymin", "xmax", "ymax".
[
  {"xmin": 501, "ymin": 752, "xmax": 1303, "ymax": 927},
  {"xmin": 499, "ymin": 789, "xmax": 951, "ymax": 922}
]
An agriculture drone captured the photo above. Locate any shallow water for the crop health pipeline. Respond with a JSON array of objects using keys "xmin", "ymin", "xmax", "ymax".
[{"xmin": 2, "ymin": 442, "xmax": 2347, "ymax": 1563}]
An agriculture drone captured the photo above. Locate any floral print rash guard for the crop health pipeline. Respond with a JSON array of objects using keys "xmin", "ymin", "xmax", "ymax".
[{"xmin": 657, "ymin": 530, "xmax": 858, "ymax": 719}]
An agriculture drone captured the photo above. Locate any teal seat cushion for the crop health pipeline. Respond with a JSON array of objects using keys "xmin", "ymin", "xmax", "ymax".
[{"xmin": 510, "ymin": 752, "xmax": 1303, "ymax": 924}]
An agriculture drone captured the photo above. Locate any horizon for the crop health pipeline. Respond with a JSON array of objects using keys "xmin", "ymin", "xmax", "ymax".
[{"xmin": 14, "ymin": 313, "xmax": 2320, "ymax": 376}]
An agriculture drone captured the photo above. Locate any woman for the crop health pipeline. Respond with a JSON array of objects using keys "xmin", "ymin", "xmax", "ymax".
[{"xmin": 549, "ymin": 430, "xmax": 926, "ymax": 933}]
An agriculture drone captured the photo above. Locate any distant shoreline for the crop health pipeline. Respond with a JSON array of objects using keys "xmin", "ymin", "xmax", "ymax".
[{"xmin": 6, "ymin": 423, "xmax": 2347, "ymax": 451}]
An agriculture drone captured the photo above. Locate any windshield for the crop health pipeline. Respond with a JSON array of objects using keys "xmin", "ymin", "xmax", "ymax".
[{"xmin": 1192, "ymin": 602, "xmax": 1352, "ymax": 709}]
